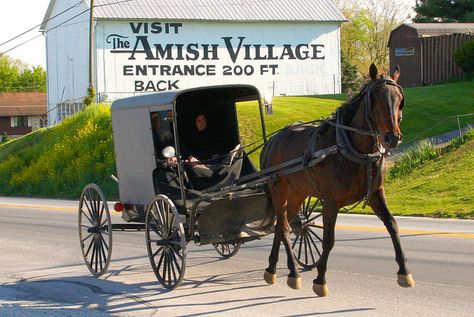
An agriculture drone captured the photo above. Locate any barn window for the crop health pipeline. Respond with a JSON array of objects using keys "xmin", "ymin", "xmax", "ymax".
[
  {"xmin": 395, "ymin": 47, "xmax": 414, "ymax": 56},
  {"xmin": 10, "ymin": 116, "xmax": 30, "ymax": 127}
]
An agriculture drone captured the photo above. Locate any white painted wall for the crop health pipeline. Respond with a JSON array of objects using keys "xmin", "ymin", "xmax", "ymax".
[
  {"xmin": 95, "ymin": 21, "xmax": 341, "ymax": 102},
  {"xmin": 43, "ymin": 0, "xmax": 90, "ymax": 124}
]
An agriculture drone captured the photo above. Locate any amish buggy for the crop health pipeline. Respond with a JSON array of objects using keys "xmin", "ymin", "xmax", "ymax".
[{"xmin": 78, "ymin": 64, "xmax": 415, "ymax": 295}]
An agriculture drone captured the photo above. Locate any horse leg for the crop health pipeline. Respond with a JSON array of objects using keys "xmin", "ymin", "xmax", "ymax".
[
  {"xmin": 313, "ymin": 201, "xmax": 338, "ymax": 297},
  {"xmin": 369, "ymin": 189, "xmax": 415, "ymax": 288},
  {"xmin": 264, "ymin": 183, "xmax": 287, "ymax": 285},
  {"xmin": 280, "ymin": 197, "xmax": 304, "ymax": 289},
  {"xmin": 264, "ymin": 217, "xmax": 282, "ymax": 285}
]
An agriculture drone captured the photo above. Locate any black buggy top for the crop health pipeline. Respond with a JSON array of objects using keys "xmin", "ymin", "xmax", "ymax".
[{"xmin": 111, "ymin": 84, "xmax": 266, "ymax": 209}]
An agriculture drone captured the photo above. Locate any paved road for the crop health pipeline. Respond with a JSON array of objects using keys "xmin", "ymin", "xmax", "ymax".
[{"xmin": 1, "ymin": 197, "xmax": 473, "ymax": 316}]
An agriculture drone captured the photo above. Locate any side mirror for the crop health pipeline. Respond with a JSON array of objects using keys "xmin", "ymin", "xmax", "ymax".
[{"xmin": 162, "ymin": 146, "xmax": 176, "ymax": 158}]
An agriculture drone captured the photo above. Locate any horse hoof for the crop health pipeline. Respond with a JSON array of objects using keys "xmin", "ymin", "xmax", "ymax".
[
  {"xmin": 287, "ymin": 276, "xmax": 302, "ymax": 289},
  {"xmin": 397, "ymin": 273, "xmax": 415, "ymax": 288},
  {"xmin": 313, "ymin": 282, "xmax": 329, "ymax": 297},
  {"xmin": 264, "ymin": 270, "xmax": 276, "ymax": 285}
]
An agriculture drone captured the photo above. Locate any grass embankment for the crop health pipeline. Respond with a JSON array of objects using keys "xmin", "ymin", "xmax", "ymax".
[
  {"xmin": 383, "ymin": 131, "xmax": 474, "ymax": 219},
  {"xmin": 0, "ymin": 105, "xmax": 117, "ymax": 198}
]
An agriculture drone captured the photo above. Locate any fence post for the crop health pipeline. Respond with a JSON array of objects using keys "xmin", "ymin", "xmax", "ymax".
[{"xmin": 457, "ymin": 115, "xmax": 462, "ymax": 137}]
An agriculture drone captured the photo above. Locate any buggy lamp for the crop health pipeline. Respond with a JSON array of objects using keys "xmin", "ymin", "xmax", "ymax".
[
  {"xmin": 162, "ymin": 146, "xmax": 176, "ymax": 158},
  {"xmin": 114, "ymin": 202, "xmax": 124, "ymax": 212}
]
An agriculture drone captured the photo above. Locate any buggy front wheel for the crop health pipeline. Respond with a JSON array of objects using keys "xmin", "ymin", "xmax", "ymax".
[
  {"xmin": 78, "ymin": 184, "xmax": 112, "ymax": 277},
  {"xmin": 145, "ymin": 195, "xmax": 187, "ymax": 290}
]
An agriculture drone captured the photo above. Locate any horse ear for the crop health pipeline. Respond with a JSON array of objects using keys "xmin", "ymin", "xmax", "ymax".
[
  {"xmin": 391, "ymin": 65, "xmax": 401, "ymax": 82},
  {"xmin": 369, "ymin": 63, "xmax": 378, "ymax": 81}
]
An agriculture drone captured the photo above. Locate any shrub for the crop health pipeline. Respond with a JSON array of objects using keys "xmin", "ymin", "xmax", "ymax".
[
  {"xmin": 388, "ymin": 140, "xmax": 440, "ymax": 179},
  {"xmin": 1, "ymin": 132, "xmax": 9, "ymax": 143},
  {"xmin": 454, "ymin": 40, "xmax": 474, "ymax": 79}
]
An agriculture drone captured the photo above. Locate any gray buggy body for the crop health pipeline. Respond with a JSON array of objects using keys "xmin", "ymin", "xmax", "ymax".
[{"xmin": 110, "ymin": 84, "xmax": 271, "ymax": 244}]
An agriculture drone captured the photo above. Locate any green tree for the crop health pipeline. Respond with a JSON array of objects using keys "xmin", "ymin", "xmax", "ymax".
[
  {"xmin": 414, "ymin": 0, "xmax": 474, "ymax": 22},
  {"xmin": 338, "ymin": 0, "xmax": 408, "ymax": 76},
  {"xmin": 341, "ymin": 51, "xmax": 361, "ymax": 93},
  {"xmin": 0, "ymin": 54, "xmax": 46, "ymax": 92}
]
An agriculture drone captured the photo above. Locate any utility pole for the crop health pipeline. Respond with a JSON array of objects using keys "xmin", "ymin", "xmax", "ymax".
[{"xmin": 88, "ymin": 0, "xmax": 95, "ymax": 95}]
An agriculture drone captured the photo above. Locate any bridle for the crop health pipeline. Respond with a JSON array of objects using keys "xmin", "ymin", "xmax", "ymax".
[{"xmin": 335, "ymin": 77, "xmax": 404, "ymax": 164}]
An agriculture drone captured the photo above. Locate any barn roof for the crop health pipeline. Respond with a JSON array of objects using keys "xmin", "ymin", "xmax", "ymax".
[
  {"xmin": 41, "ymin": 0, "xmax": 345, "ymax": 29},
  {"xmin": 407, "ymin": 23, "xmax": 474, "ymax": 36},
  {"xmin": 0, "ymin": 93, "xmax": 47, "ymax": 117},
  {"xmin": 388, "ymin": 23, "xmax": 474, "ymax": 47}
]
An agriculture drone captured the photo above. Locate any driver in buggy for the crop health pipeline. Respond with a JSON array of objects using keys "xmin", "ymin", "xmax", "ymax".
[{"xmin": 179, "ymin": 113, "xmax": 243, "ymax": 190}]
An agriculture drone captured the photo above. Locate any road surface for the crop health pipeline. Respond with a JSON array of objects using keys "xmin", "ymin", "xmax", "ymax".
[{"xmin": 0, "ymin": 197, "xmax": 473, "ymax": 316}]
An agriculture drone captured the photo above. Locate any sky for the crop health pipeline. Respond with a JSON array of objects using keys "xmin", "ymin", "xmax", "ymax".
[
  {"xmin": 0, "ymin": 0, "xmax": 417, "ymax": 69},
  {"xmin": 0, "ymin": 0, "xmax": 51, "ymax": 67}
]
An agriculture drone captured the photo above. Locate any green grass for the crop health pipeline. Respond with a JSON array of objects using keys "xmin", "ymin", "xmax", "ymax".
[{"xmin": 381, "ymin": 131, "xmax": 474, "ymax": 219}]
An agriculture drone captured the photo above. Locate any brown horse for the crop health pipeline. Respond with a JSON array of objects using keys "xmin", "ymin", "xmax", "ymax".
[{"xmin": 260, "ymin": 64, "xmax": 415, "ymax": 296}]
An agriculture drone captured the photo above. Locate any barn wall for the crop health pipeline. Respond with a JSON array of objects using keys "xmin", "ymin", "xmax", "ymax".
[
  {"xmin": 95, "ymin": 21, "xmax": 342, "ymax": 101},
  {"xmin": 422, "ymin": 34, "xmax": 474, "ymax": 85},
  {"xmin": 43, "ymin": 0, "xmax": 90, "ymax": 125}
]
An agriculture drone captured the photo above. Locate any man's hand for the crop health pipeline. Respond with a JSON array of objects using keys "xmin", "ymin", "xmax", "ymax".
[{"xmin": 187, "ymin": 156, "xmax": 199, "ymax": 163}]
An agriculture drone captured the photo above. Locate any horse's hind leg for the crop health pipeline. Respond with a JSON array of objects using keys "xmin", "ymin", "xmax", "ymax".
[
  {"xmin": 369, "ymin": 189, "xmax": 415, "ymax": 288},
  {"xmin": 281, "ymin": 196, "xmax": 304, "ymax": 289},
  {"xmin": 264, "ymin": 183, "xmax": 287, "ymax": 285},
  {"xmin": 313, "ymin": 200, "xmax": 338, "ymax": 297}
]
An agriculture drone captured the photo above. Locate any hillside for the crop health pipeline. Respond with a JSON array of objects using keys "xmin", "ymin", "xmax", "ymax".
[
  {"xmin": 0, "ymin": 105, "xmax": 117, "ymax": 198},
  {"xmin": 383, "ymin": 132, "xmax": 474, "ymax": 219}
]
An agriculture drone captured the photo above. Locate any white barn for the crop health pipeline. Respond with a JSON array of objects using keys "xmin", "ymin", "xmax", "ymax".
[{"xmin": 41, "ymin": 0, "xmax": 345, "ymax": 124}]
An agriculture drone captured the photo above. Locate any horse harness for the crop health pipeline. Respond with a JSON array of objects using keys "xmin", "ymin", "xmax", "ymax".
[{"xmin": 303, "ymin": 77, "xmax": 405, "ymax": 208}]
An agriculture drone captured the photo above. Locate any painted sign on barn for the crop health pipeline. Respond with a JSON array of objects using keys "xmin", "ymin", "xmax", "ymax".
[{"xmin": 96, "ymin": 21, "xmax": 341, "ymax": 100}]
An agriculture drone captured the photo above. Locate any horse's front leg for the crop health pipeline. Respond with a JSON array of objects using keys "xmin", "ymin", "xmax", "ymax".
[
  {"xmin": 369, "ymin": 189, "xmax": 415, "ymax": 288},
  {"xmin": 313, "ymin": 200, "xmax": 338, "ymax": 297}
]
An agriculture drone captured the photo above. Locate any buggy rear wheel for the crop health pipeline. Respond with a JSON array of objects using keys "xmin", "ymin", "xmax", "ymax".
[
  {"xmin": 145, "ymin": 195, "xmax": 186, "ymax": 290},
  {"xmin": 212, "ymin": 242, "xmax": 241, "ymax": 258},
  {"xmin": 78, "ymin": 184, "xmax": 112, "ymax": 277},
  {"xmin": 291, "ymin": 196, "xmax": 324, "ymax": 269}
]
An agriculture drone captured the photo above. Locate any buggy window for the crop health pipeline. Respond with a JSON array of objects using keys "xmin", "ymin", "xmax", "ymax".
[{"xmin": 150, "ymin": 111, "xmax": 174, "ymax": 161}]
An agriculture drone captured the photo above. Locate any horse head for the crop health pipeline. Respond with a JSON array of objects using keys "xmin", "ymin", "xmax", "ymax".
[{"xmin": 367, "ymin": 64, "xmax": 405, "ymax": 150}]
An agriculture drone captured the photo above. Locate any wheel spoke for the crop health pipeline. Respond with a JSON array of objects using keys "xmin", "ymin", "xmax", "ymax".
[
  {"xmin": 307, "ymin": 213, "xmax": 322, "ymax": 223},
  {"xmin": 98, "ymin": 232, "xmax": 109, "ymax": 251},
  {"xmin": 307, "ymin": 223, "xmax": 324, "ymax": 230},
  {"xmin": 80, "ymin": 209, "xmax": 94, "ymax": 225},
  {"xmin": 303, "ymin": 232, "xmax": 309, "ymax": 264},
  {"xmin": 81, "ymin": 232, "xmax": 94, "ymax": 243},
  {"xmin": 292, "ymin": 233, "xmax": 300, "ymax": 249},
  {"xmin": 84, "ymin": 236, "xmax": 95, "ymax": 258},
  {"xmin": 305, "ymin": 232, "xmax": 317, "ymax": 264},
  {"xmin": 151, "ymin": 246, "xmax": 164, "ymax": 259},
  {"xmin": 306, "ymin": 229, "xmax": 322, "ymax": 256},
  {"xmin": 169, "ymin": 250, "xmax": 178, "ymax": 282},
  {"xmin": 307, "ymin": 227, "xmax": 324, "ymax": 243}
]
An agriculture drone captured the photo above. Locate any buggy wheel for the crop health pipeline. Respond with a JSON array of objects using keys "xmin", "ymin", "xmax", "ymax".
[
  {"xmin": 291, "ymin": 196, "xmax": 323, "ymax": 269},
  {"xmin": 212, "ymin": 242, "xmax": 241, "ymax": 259},
  {"xmin": 78, "ymin": 184, "xmax": 112, "ymax": 277},
  {"xmin": 145, "ymin": 195, "xmax": 186, "ymax": 290}
]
